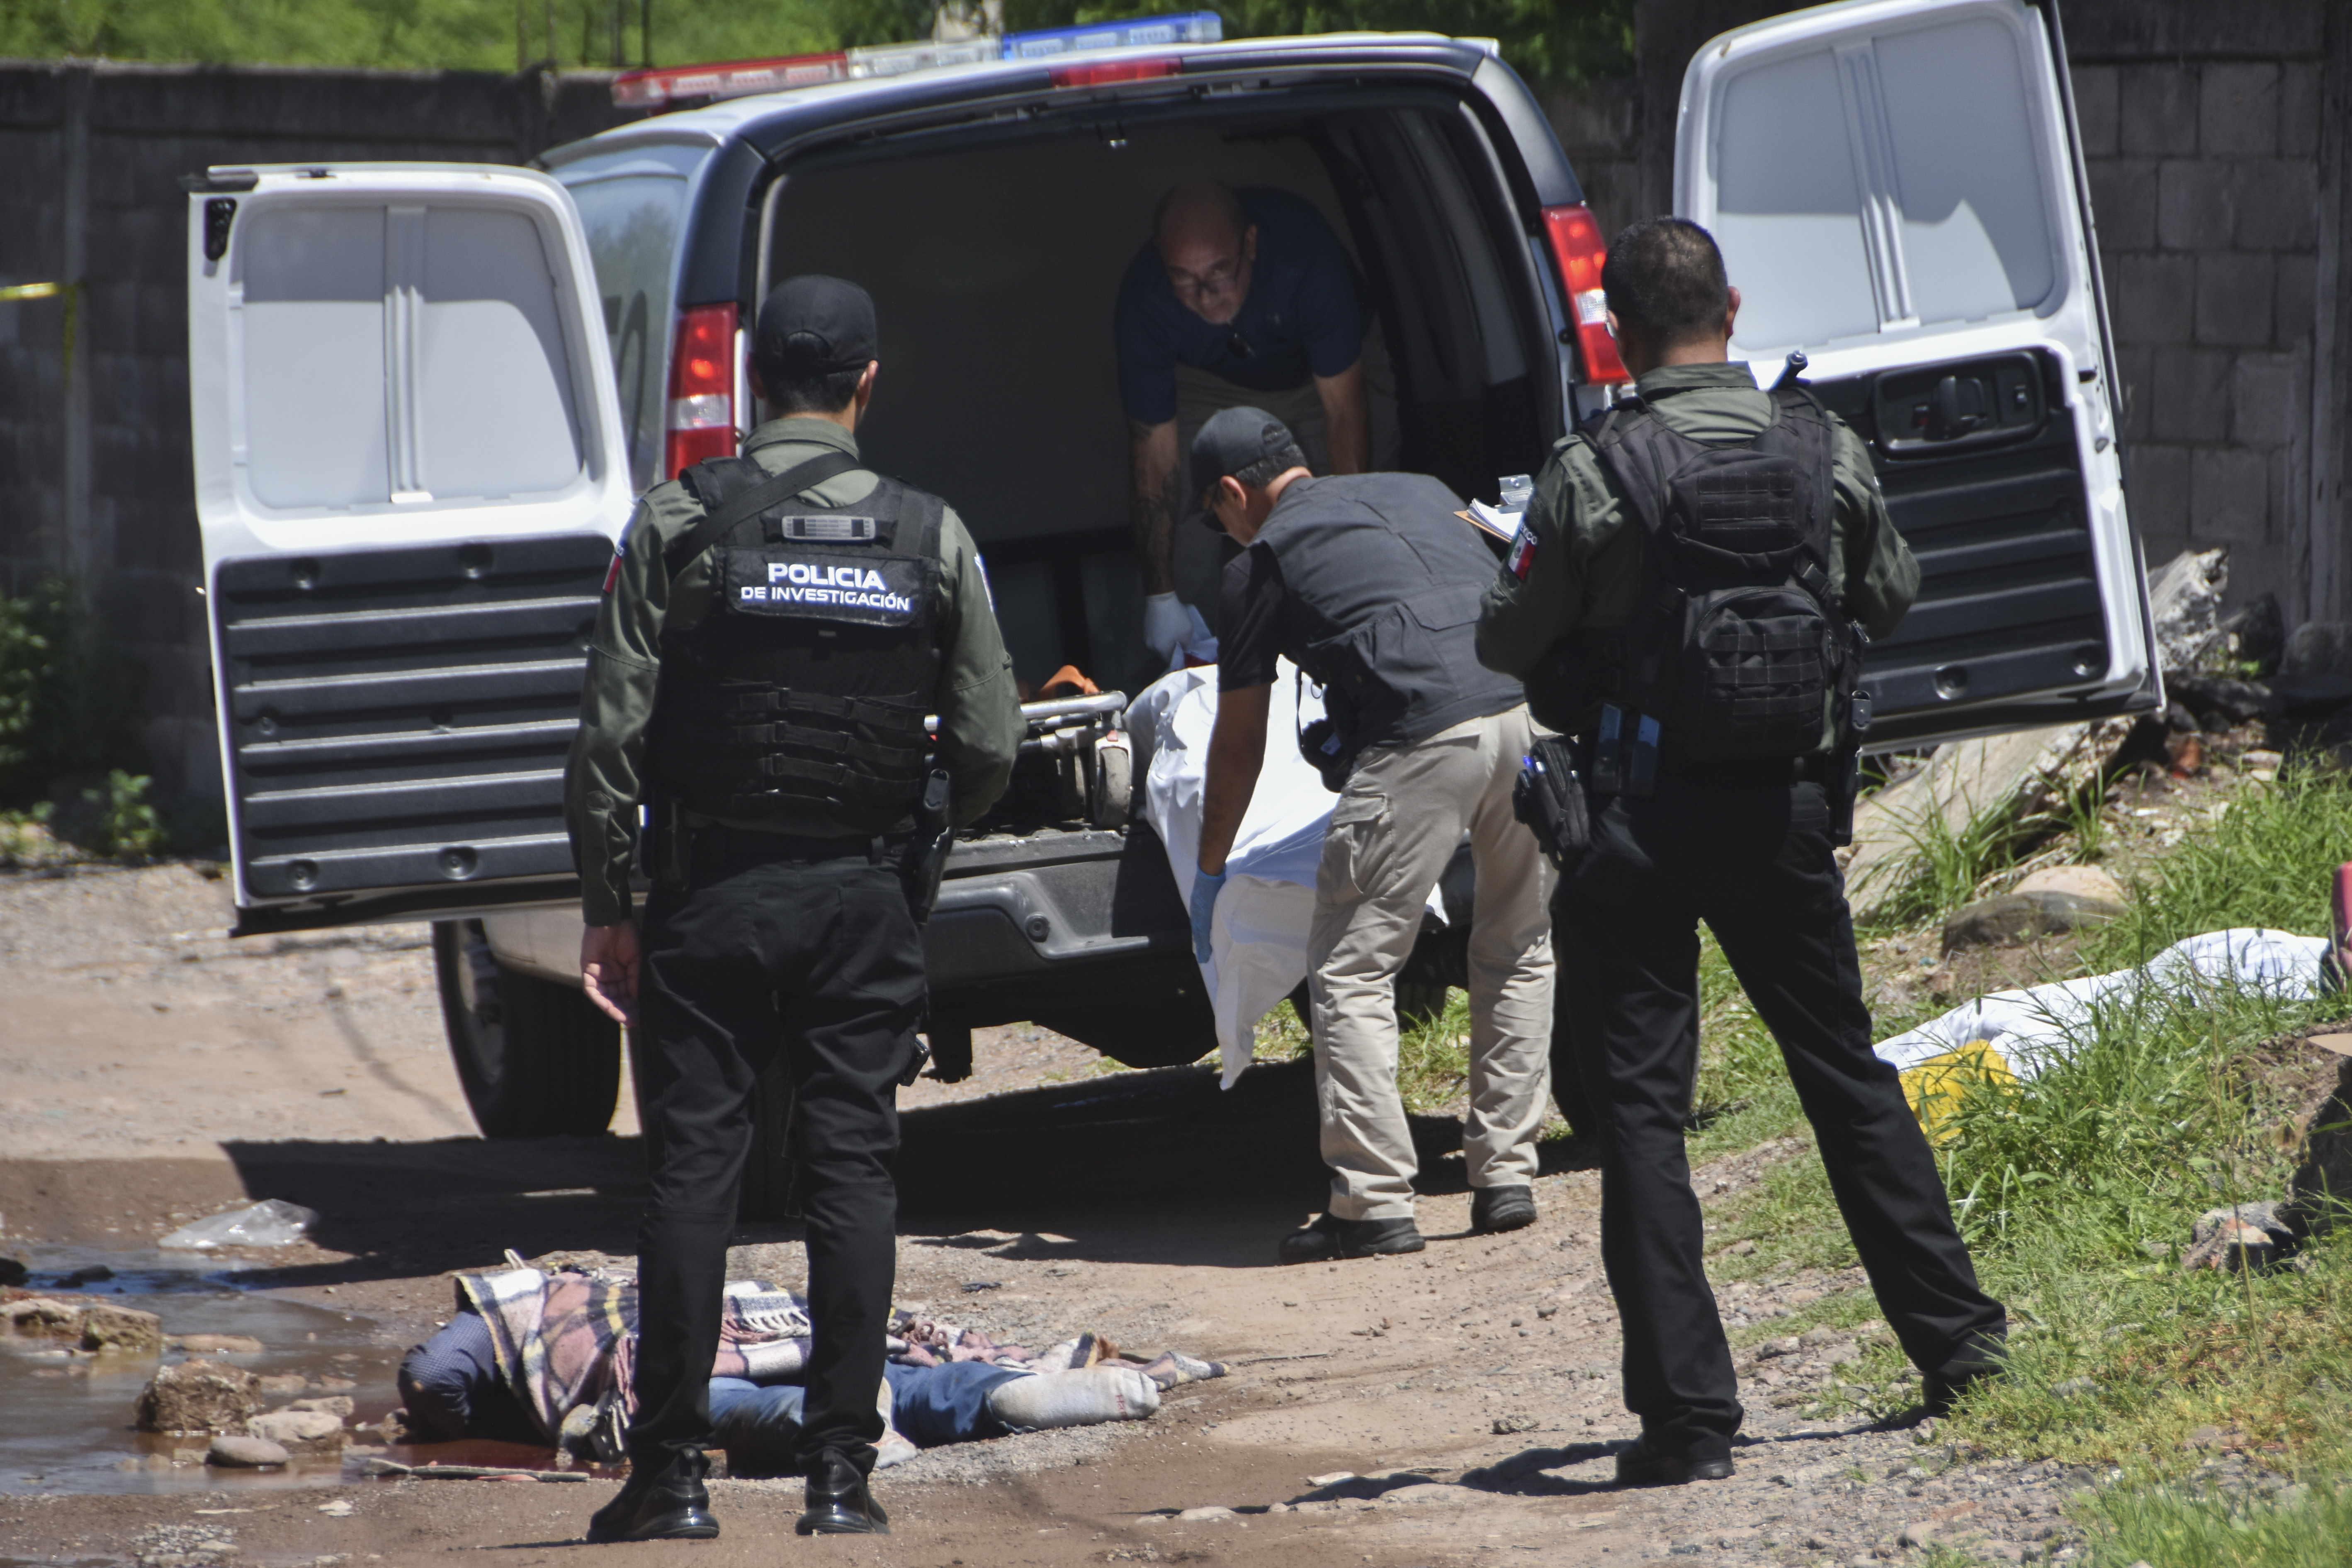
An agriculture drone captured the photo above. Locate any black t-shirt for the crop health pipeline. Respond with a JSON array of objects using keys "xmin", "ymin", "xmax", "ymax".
[{"xmin": 1218, "ymin": 541, "xmax": 1289, "ymax": 692}]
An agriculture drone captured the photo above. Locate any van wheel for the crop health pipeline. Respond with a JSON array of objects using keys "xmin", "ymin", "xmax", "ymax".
[{"xmin": 432, "ymin": 919, "xmax": 620, "ymax": 1138}]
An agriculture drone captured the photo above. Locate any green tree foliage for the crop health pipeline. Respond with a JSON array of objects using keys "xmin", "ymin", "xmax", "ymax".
[{"xmin": 0, "ymin": 0, "xmax": 1630, "ymax": 83}]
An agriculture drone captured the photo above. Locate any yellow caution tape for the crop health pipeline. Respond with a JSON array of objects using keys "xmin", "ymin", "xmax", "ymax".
[
  {"xmin": 0, "ymin": 282, "xmax": 61, "ymax": 301},
  {"xmin": 1898, "ymin": 1039, "xmax": 2019, "ymax": 1147}
]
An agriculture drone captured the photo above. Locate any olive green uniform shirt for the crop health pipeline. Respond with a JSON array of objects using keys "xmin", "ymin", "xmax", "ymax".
[
  {"xmin": 1475, "ymin": 362, "xmax": 1921, "ymax": 744},
  {"xmin": 565, "ymin": 416, "xmax": 1023, "ymax": 926}
]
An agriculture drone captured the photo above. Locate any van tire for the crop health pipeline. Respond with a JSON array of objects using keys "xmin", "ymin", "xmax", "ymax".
[{"xmin": 432, "ymin": 919, "xmax": 621, "ymax": 1138}]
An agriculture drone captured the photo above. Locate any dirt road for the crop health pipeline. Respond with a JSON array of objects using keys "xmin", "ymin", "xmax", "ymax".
[{"xmin": 0, "ymin": 863, "xmax": 2081, "ymax": 1568}]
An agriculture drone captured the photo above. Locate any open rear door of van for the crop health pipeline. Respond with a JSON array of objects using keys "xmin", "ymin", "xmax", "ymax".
[
  {"xmin": 187, "ymin": 165, "xmax": 634, "ymax": 933},
  {"xmin": 1677, "ymin": 0, "xmax": 2157, "ymax": 749}
]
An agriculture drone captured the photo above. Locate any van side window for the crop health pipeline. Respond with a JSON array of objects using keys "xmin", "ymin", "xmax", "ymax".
[{"xmin": 569, "ymin": 173, "xmax": 688, "ymax": 494}]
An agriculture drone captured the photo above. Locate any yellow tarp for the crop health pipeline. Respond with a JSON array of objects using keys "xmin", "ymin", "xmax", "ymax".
[{"xmin": 1898, "ymin": 1039, "xmax": 2019, "ymax": 1146}]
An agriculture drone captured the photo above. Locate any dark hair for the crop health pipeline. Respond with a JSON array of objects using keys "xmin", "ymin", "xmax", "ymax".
[
  {"xmin": 1233, "ymin": 442, "xmax": 1308, "ymax": 491},
  {"xmin": 762, "ymin": 361, "xmax": 865, "ymax": 416},
  {"xmin": 1601, "ymin": 217, "xmax": 1730, "ymax": 347}
]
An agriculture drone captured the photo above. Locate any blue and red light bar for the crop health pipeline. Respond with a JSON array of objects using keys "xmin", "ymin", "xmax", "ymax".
[{"xmin": 612, "ymin": 12, "xmax": 1222, "ymax": 109}]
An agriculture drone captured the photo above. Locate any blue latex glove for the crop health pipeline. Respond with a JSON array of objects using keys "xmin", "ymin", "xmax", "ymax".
[{"xmin": 1188, "ymin": 868, "xmax": 1227, "ymax": 966}]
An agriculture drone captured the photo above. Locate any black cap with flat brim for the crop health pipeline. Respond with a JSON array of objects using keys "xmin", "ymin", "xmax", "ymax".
[
  {"xmin": 756, "ymin": 275, "xmax": 877, "ymax": 374},
  {"xmin": 1189, "ymin": 406, "xmax": 1299, "ymax": 526}
]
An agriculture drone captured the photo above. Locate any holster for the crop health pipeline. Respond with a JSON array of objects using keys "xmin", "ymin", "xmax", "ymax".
[
  {"xmin": 1511, "ymin": 734, "xmax": 1591, "ymax": 872},
  {"xmin": 899, "ymin": 768, "xmax": 953, "ymax": 924},
  {"xmin": 645, "ymin": 795, "xmax": 692, "ymax": 890}
]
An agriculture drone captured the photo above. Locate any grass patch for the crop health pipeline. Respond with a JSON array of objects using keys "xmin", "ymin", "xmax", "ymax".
[
  {"xmin": 1689, "ymin": 761, "xmax": 2352, "ymax": 1510},
  {"xmin": 2077, "ymin": 1474, "xmax": 2352, "ymax": 1567}
]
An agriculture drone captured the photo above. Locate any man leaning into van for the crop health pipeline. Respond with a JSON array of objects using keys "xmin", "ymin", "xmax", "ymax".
[
  {"xmin": 1118, "ymin": 179, "xmax": 1397, "ymax": 666},
  {"xmin": 563, "ymin": 276, "xmax": 1023, "ymax": 1540}
]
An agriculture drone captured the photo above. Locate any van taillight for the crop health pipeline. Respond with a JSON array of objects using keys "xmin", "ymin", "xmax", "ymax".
[
  {"xmin": 1540, "ymin": 203, "xmax": 1628, "ymax": 386},
  {"xmin": 666, "ymin": 302, "xmax": 739, "ymax": 479},
  {"xmin": 1048, "ymin": 56, "xmax": 1179, "ymax": 87}
]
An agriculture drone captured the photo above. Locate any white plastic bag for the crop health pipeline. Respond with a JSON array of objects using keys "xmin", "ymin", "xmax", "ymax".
[{"xmin": 158, "ymin": 1198, "xmax": 320, "ymax": 1250}]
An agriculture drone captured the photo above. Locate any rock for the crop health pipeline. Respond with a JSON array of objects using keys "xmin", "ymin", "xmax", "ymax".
[
  {"xmin": 137, "ymin": 1359, "xmax": 261, "ymax": 1433},
  {"xmin": 247, "ymin": 1408, "xmax": 346, "ymax": 1454},
  {"xmin": 2184, "ymin": 1202, "xmax": 2295, "ymax": 1271},
  {"xmin": 207, "ymin": 1434, "xmax": 291, "ymax": 1468},
  {"xmin": 0, "ymin": 1254, "xmax": 29, "ymax": 1287},
  {"xmin": 2015, "ymin": 864, "xmax": 2126, "ymax": 906},
  {"xmin": 2052, "ymin": 1376, "xmax": 2096, "ymax": 1400},
  {"xmin": 1798, "ymin": 1326, "xmax": 1840, "ymax": 1349},
  {"xmin": 1848, "ymin": 722, "xmax": 2133, "ymax": 924},
  {"xmin": 255, "ymin": 1373, "xmax": 309, "ymax": 1394},
  {"xmin": 284, "ymin": 1395, "xmax": 355, "ymax": 1418},
  {"xmin": 1900, "ymin": 1520, "xmax": 1937, "ymax": 1549},
  {"xmin": 2, "ymin": 1298, "xmax": 85, "ymax": 1339},
  {"xmin": 2184, "ymin": 1425, "xmax": 2224, "ymax": 1449},
  {"xmin": 58, "ymin": 1264, "xmax": 115, "ymax": 1288},
  {"xmin": 176, "ymin": 1334, "xmax": 265, "ymax": 1355},
  {"xmin": 1941, "ymin": 868, "xmax": 2126, "ymax": 954},
  {"xmin": 1176, "ymin": 1506, "xmax": 1234, "ymax": 1522},
  {"xmin": 82, "ymin": 1304, "xmax": 165, "ymax": 1355},
  {"xmin": 1491, "ymin": 1412, "xmax": 1542, "ymax": 1435}
]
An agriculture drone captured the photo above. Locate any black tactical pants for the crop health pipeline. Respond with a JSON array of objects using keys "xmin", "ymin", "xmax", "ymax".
[
  {"xmin": 1555, "ymin": 760, "xmax": 2006, "ymax": 1456},
  {"xmin": 629, "ymin": 828, "xmax": 924, "ymax": 1478}
]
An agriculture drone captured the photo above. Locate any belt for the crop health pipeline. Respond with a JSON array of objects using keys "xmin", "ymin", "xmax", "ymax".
[
  {"xmin": 1575, "ymin": 740, "xmax": 1838, "ymax": 790},
  {"xmin": 693, "ymin": 824, "xmax": 910, "ymax": 865}
]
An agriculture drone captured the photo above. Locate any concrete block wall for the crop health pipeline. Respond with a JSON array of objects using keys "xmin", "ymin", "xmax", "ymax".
[
  {"xmin": 0, "ymin": 61, "xmax": 625, "ymax": 803},
  {"xmin": 2073, "ymin": 17, "xmax": 2336, "ymax": 613}
]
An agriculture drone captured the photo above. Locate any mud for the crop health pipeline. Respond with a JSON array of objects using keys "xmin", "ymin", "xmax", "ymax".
[{"xmin": 0, "ymin": 863, "xmax": 2100, "ymax": 1566}]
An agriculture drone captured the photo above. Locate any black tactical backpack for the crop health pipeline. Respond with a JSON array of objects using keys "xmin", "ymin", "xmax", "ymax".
[{"xmin": 1587, "ymin": 387, "xmax": 1852, "ymax": 760}]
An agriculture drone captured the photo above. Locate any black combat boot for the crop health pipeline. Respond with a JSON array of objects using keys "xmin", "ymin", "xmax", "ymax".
[
  {"xmin": 586, "ymin": 1445, "xmax": 719, "ymax": 1543},
  {"xmin": 797, "ymin": 1446, "xmax": 889, "ymax": 1535},
  {"xmin": 1470, "ymin": 1184, "xmax": 1537, "ymax": 1234},
  {"xmin": 1613, "ymin": 1434, "xmax": 1734, "ymax": 1487},
  {"xmin": 1277, "ymin": 1213, "xmax": 1426, "ymax": 1265}
]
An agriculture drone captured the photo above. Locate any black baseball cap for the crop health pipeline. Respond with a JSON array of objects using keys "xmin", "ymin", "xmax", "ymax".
[
  {"xmin": 1190, "ymin": 406, "xmax": 1300, "ymax": 525},
  {"xmin": 754, "ymin": 275, "xmax": 877, "ymax": 374}
]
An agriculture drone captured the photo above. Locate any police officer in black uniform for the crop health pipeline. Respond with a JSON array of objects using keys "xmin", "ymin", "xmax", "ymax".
[
  {"xmin": 1477, "ymin": 220, "xmax": 2006, "ymax": 1485},
  {"xmin": 565, "ymin": 276, "xmax": 1021, "ymax": 1538}
]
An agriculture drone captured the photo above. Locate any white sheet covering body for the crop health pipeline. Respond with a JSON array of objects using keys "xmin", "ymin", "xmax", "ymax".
[
  {"xmin": 1130, "ymin": 661, "xmax": 1446, "ymax": 1088},
  {"xmin": 1872, "ymin": 928, "xmax": 2334, "ymax": 1082}
]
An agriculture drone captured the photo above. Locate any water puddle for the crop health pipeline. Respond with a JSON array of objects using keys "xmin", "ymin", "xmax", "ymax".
[{"xmin": 1, "ymin": 1244, "xmax": 403, "ymax": 1497}]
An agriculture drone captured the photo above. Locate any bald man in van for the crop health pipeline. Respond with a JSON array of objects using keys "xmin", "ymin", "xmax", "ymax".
[{"xmin": 1118, "ymin": 180, "xmax": 1397, "ymax": 667}]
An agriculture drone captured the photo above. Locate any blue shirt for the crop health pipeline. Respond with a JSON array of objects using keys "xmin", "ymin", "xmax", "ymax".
[{"xmin": 1114, "ymin": 187, "xmax": 1367, "ymax": 426}]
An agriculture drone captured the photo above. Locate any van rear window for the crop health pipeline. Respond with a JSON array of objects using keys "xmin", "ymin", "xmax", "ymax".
[{"xmin": 238, "ymin": 202, "xmax": 586, "ymax": 512}]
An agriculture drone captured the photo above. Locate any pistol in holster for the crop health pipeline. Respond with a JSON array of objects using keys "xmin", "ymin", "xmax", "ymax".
[
  {"xmin": 900, "ymin": 768, "xmax": 954, "ymax": 924},
  {"xmin": 1830, "ymin": 653, "xmax": 1873, "ymax": 849},
  {"xmin": 644, "ymin": 795, "xmax": 692, "ymax": 890}
]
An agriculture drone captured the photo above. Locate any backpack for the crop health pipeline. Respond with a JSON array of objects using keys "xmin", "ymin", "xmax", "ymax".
[{"xmin": 1587, "ymin": 386, "xmax": 1853, "ymax": 760}]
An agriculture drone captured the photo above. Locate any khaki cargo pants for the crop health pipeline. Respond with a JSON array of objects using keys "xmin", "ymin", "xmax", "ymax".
[{"xmin": 1307, "ymin": 704, "xmax": 1555, "ymax": 1223}]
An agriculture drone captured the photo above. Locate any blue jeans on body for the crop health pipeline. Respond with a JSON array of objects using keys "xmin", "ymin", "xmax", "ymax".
[{"xmin": 709, "ymin": 1361, "xmax": 1024, "ymax": 1475}]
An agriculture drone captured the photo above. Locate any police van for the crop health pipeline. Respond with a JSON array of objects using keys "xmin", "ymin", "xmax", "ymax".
[{"xmin": 185, "ymin": 0, "xmax": 2158, "ymax": 1173}]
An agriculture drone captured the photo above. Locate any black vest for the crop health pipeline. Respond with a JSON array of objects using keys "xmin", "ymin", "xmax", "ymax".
[
  {"xmin": 646, "ymin": 455, "xmax": 944, "ymax": 830},
  {"xmin": 1254, "ymin": 474, "xmax": 1526, "ymax": 756},
  {"xmin": 1525, "ymin": 387, "xmax": 1852, "ymax": 758}
]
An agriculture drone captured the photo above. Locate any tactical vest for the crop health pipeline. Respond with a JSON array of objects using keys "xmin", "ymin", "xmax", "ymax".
[
  {"xmin": 1254, "ymin": 474, "xmax": 1526, "ymax": 761},
  {"xmin": 645, "ymin": 454, "xmax": 944, "ymax": 830},
  {"xmin": 1526, "ymin": 387, "xmax": 1853, "ymax": 759}
]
